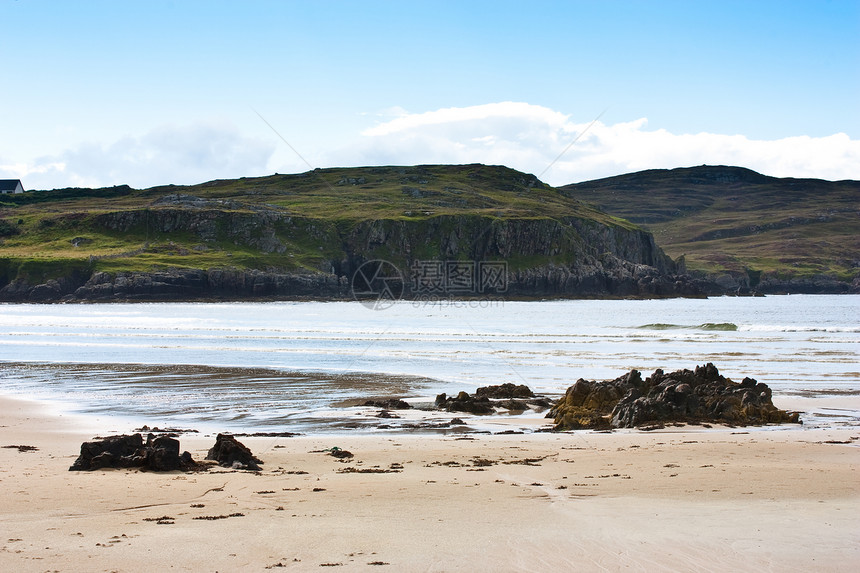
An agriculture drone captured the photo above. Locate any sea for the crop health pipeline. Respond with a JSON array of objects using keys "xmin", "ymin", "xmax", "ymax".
[{"xmin": 0, "ymin": 295, "xmax": 858, "ymax": 434}]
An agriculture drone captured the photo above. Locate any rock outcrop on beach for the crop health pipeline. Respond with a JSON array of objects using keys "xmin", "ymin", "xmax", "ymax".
[
  {"xmin": 69, "ymin": 433, "xmax": 197, "ymax": 472},
  {"xmin": 206, "ymin": 433, "xmax": 263, "ymax": 470},
  {"xmin": 362, "ymin": 398, "xmax": 413, "ymax": 410},
  {"xmin": 475, "ymin": 383, "xmax": 535, "ymax": 399},
  {"xmin": 435, "ymin": 391, "xmax": 496, "ymax": 414},
  {"xmin": 69, "ymin": 432, "xmax": 265, "ymax": 472},
  {"xmin": 435, "ymin": 384, "xmax": 553, "ymax": 414},
  {"xmin": 549, "ymin": 363, "xmax": 800, "ymax": 430}
]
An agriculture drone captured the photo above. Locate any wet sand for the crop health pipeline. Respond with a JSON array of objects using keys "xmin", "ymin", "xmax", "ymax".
[{"xmin": 1, "ymin": 396, "xmax": 858, "ymax": 572}]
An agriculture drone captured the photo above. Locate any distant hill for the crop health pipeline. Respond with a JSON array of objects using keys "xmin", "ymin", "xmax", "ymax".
[
  {"xmin": 0, "ymin": 164, "xmax": 694, "ymax": 302},
  {"xmin": 560, "ymin": 166, "xmax": 859, "ymax": 292}
]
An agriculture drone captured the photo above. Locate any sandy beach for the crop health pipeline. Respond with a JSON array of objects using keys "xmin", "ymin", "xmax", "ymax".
[{"xmin": 1, "ymin": 396, "xmax": 858, "ymax": 572}]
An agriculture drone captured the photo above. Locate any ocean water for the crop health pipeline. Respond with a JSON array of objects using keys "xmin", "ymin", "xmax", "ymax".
[{"xmin": 0, "ymin": 295, "xmax": 857, "ymax": 432}]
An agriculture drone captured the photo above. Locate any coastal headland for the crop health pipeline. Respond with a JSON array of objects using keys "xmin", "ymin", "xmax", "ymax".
[{"xmin": 2, "ymin": 164, "xmax": 856, "ymax": 303}]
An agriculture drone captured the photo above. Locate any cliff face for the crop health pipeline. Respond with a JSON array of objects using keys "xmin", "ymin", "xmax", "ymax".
[
  {"xmin": 0, "ymin": 165, "xmax": 701, "ymax": 302},
  {"xmin": 0, "ymin": 213, "xmax": 693, "ymax": 301},
  {"xmin": 338, "ymin": 215, "xmax": 689, "ymax": 298},
  {"xmin": 342, "ymin": 216, "xmax": 672, "ymax": 269}
]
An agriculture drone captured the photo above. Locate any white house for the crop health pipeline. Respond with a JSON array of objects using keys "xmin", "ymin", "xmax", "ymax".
[{"xmin": 0, "ymin": 179, "xmax": 25, "ymax": 194}]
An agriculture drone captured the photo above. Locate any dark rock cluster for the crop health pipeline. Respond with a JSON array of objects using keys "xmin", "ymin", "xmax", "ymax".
[
  {"xmin": 69, "ymin": 433, "xmax": 262, "ymax": 472},
  {"xmin": 475, "ymin": 383, "xmax": 534, "ymax": 399},
  {"xmin": 362, "ymin": 398, "xmax": 413, "ymax": 410},
  {"xmin": 435, "ymin": 384, "xmax": 552, "ymax": 414},
  {"xmin": 435, "ymin": 391, "xmax": 495, "ymax": 414},
  {"xmin": 205, "ymin": 434, "xmax": 263, "ymax": 471},
  {"xmin": 69, "ymin": 433, "xmax": 196, "ymax": 472},
  {"xmin": 549, "ymin": 363, "xmax": 800, "ymax": 431}
]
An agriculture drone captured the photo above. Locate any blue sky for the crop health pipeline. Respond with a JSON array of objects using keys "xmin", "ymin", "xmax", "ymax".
[{"xmin": 2, "ymin": 0, "xmax": 858, "ymax": 189}]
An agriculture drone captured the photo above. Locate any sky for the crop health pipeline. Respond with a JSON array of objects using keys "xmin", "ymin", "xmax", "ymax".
[{"xmin": 1, "ymin": 0, "xmax": 858, "ymax": 190}]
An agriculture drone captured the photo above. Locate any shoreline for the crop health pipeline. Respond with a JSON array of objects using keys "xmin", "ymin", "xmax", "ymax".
[
  {"xmin": 2, "ymin": 290, "xmax": 859, "ymax": 305},
  {"xmin": 5, "ymin": 384, "xmax": 860, "ymax": 438},
  {"xmin": 1, "ymin": 396, "xmax": 858, "ymax": 571},
  {"xmin": 3, "ymin": 370, "xmax": 860, "ymax": 437}
]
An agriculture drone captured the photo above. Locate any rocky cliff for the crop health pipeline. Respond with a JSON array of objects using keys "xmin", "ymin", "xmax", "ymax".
[
  {"xmin": 0, "ymin": 164, "xmax": 702, "ymax": 302},
  {"xmin": 0, "ymin": 215, "xmax": 697, "ymax": 302}
]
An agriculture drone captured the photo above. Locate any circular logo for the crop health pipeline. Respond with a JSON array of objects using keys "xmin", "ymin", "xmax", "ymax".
[{"xmin": 350, "ymin": 260, "xmax": 404, "ymax": 310}]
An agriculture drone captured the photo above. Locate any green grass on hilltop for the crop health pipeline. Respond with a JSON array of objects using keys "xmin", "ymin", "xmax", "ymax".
[{"xmin": 0, "ymin": 164, "xmax": 636, "ymax": 278}]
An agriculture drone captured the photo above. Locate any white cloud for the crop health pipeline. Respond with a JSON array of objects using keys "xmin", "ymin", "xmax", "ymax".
[
  {"xmin": 361, "ymin": 101, "xmax": 572, "ymax": 138},
  {"xmin": 360, "ymin": 105, "xmax": 411, "ymax": 119},
  {"xmin": 330, "ymin": 102, "xmax": 860, "ymax": 185},
  {"xmin": 1, "ymin": 123, "xmax": 276, "ymax": 190},
  {"xmin": 0, "ymin": 160, "xmax": 67, "ymax": 182}
]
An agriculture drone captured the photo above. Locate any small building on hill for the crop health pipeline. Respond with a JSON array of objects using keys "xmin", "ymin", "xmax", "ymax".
[{"xmin": 0, "ymin": 179, "xmax": 25, "ymax": 194}]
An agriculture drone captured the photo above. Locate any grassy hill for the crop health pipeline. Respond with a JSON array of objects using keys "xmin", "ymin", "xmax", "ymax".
[
  {"xmin": 560, "ymin": 166, "xmax": 860, "ymax": 285},
  {"xmin": 1, "ymin": 164, "xmax": 670, "ymax": 299},
  {"xmin": 8, "ymin": 162, "xmax": 849, "ymax": 300}
]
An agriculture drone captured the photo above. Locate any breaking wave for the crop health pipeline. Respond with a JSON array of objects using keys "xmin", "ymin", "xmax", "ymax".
[{"xmin": 637, "ymin": 322, "xmax": 738, "ymax": 331}]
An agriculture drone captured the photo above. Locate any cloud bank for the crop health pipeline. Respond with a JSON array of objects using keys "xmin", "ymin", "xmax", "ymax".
[
  {"xmin": 1, "ymin": 123, "xmax": 275, "ymax": 190},
  {"xmin": 3, "ymin": 103, "xmax": 858, "ymax": 190},
  {"xmin": 337, "ymin": 102, "xmax": 860, "ymax": 185}
]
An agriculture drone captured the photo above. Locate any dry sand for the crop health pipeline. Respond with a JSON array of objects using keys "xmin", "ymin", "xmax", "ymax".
[{"xmin": 1, "ymin": 396, "xmax": 858, "ymax": 572}]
